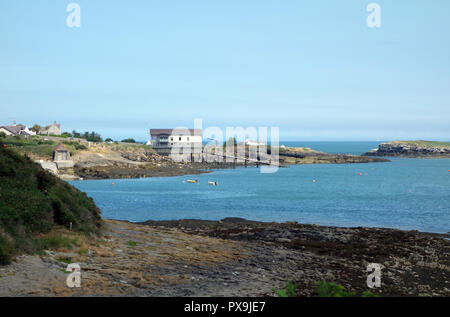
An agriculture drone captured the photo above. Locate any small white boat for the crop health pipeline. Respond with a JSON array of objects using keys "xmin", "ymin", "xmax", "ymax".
[{"xmin": 208, "ymin": 181, "xmax": 218, "ymax": 186}]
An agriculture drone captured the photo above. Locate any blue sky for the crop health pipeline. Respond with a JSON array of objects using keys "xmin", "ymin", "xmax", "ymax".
[{"xmin": 1, "ymin": 0, "xmax": 449, "ymax": 141}]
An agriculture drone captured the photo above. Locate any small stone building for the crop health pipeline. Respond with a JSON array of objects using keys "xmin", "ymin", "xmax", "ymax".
[{"xmin": 53, "ymin": 144, "xmax": 70, "ymax": 161}]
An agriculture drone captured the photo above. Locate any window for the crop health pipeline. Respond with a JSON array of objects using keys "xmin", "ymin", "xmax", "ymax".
[
  {"xmin": 179, "ymin": 137, "xmax": 182, "ymax": 141},
  {"xmin": 170, "ymin": 137, "xmax": 173, "ymax": 141},
  {"xmin": 187, "ymin": 137, "xmax": 190, "ymax": 141}
]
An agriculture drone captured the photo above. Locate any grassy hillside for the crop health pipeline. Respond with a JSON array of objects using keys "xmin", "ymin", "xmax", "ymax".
[
  {"xmin": 0, "ymin": 147, "xmax": 102, "ymax": 264},
  {"xmin": 392, "ymin": 140, "xmax": 450, "ymax": 148},
  {"xmin": 0, "ymin": 135, "xmax": 89, "ymax": 160}
]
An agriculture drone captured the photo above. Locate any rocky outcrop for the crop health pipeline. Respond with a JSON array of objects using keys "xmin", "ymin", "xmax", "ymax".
[
  {"xmin": 2, "ymin": 219, "xmax": 448, "ymax": 297},
  {"xmin": 365, "ymin": 141, "xmax": 450, "ymax": 158},
  {"xmin": 279, "ymin": 148, "xmax": 390, "ymax": 164}
]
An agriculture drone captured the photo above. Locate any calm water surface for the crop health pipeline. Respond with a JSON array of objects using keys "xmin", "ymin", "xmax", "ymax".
[{"xmin": 70, "ymin": 142, "xmax": 450, "ymax": 233}]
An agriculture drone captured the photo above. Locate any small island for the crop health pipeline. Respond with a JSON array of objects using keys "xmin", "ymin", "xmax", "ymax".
[{"xmin": 364, "ymin": 141, "xmax": 450, "ymax": 158}]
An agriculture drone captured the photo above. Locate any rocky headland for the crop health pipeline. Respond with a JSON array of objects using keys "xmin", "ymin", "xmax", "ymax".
[
  {"xmin": 279, "ymin": 147, "xmax": 389, "ymax": 165},
  {"xmin": 70, "ymin": 145, "xmax": 390, "ymax": 180},
  {"xmin": 364, "ymin": 141, "xmax": 450, "ymax": 158}
]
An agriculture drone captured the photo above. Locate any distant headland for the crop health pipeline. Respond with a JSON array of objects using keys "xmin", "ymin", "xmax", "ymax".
[{"xmin": 364, "ymin": 141, "xmax": 450, "ymax": 158}]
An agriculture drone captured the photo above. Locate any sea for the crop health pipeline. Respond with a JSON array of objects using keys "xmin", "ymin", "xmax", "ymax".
[{"xmin": 69, "ymin": 142, "xmax": 450, "ymax": 234}]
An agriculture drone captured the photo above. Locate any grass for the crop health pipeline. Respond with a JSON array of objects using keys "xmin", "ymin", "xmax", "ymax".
[
  {"xmin": 38, "ymin": 235, "xmax": 75, "ymax": 251},
  {"xmin": 316, "ymin": 281, "xmax": 379, "ymax": 297},
  {"xmin": 0, "ymin": 135, "xmax": 91, "ymax": 159},
  {"xmin": 273, "ymin": 282, "xmax": 298, "ymax": 297},
  {"xmin": 393, "ymin": 140, "xmax": 450, "ymax": 148},
  {"xmin": 126, "ymin": 240, "xmax": 138, "ymax": 248},
  {"xmin": 316, "ymin": 281, "xmax": 355, "ymax": 297},
  {"xmin": 273, "ymin": 281, "xmax": 379, "ymax": 297},
  {"xmin": 1, "ymin": 135, "xmax": 56, "ymax": 159},
  {"xmin": 110, "ymin": 143, "xmax": 153, "ymax": 152},
  {"xmin": 56, "ymin": 257, "xmax": 73, "ymax": 264},
  {"xmin": 16, "ymin": 145, "xmax": 56, "ymax": 159},
  {"xmin": 0, "ymin": 146, "xmax": 102, "ymax": 265}
]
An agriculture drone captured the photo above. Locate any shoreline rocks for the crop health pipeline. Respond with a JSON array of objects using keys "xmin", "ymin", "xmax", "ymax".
[
  {"xmin": 365, "ymin": 141, "xmax": 450, "ymax": 158},
  {"xmin": 1, "ymin": 218, "xmax": 448, "ymax": 297}
]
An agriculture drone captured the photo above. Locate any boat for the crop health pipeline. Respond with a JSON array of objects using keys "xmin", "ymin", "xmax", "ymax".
[
  {"xmin": 187, "ymin": 179, "xmax": 198, "ymax": 184},
  {"xmin": 208, "ymin": 181, "xmax": 218, "ymax": 186}
]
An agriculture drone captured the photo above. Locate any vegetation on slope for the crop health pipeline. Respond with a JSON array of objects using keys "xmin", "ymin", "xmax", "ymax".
[
  {"xmin": 0, "ymin": 147, "xmax": 102, "ymax": 264},
  {"xmin": 391, "ymin": 140, "xmax": 450, "ymax": 148},
  {"xmin": 0, "ymin": 135, "xmax": 89, "ymax": 160}
]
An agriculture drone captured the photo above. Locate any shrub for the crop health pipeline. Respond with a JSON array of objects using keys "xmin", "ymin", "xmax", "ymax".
[
  {"xmin": 38, "ymin": 235, "xmax": 74, "ymax": 251},
  {"xmin": 0, "ymin": 234, "xmax": 14, "ymax": 265},
  {"xmin": 273, "ymin": 282, "xmax": 298, "ymax": 297},
  {"xmin": 0, "ymin": 147, "xmax": 102, "ymax": 264},
  {"xmin": 62, "ymin": 141, "xmax": 87, "ymax": 151},
  {"xmin": 316, "ymin": 281, "xmax": 355, "ymax": 297},
  {"xmin": 315, "ymin": 281, "xmax": 379, "ymax": 297},
  {"xmin": 126, "ymin": 240, "xmax": 137, "ymax": 248}
]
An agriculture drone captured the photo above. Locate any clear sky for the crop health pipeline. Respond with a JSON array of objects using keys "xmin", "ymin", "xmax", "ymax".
[{"xmin": 1, "ymin": 0, "xmax": 449, "ymax": 141}]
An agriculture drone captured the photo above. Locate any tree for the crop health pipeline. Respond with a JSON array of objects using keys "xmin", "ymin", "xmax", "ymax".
[
  {"xmin": 72, "ymin": 130, "xmax": 81, "ymax": 138},
  {"xmin": 86, "ymin": 131, "xmax": 103, "ymax": 143},
  {"xmin": 121, "ymin": 138, "xmax": 136, "ymax": 143},
  {"xmin": 105, "ymin": 138, "xmax": 113, "ymax": 143},
  {"xmin": 31, "ymin": 124, "xmax": 42, "ymax": 133},
  {"xmin": 71, "ymin": 130, "xmax": 102, "ymax": 142}
]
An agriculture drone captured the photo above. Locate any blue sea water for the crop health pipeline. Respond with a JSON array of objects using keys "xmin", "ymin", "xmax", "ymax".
[{"xmin": 70, "ymin": 142, "xmax": 450, "ymax": 234}]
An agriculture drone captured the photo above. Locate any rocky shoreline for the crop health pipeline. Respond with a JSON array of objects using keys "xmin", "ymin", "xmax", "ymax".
[
  {"xmin": 365, "ymin": 141, "xmax": 450, "ymax": 158},
  {"xmin": 69, "ymin": 146, "xmax": 390, "ymax": 180},
  {"xmin": 1, "ymin": 218, "xmax": 448, "ymax": 297}
]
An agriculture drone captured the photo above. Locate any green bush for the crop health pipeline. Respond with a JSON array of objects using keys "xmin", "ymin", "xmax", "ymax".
[
  {"xmin": 0, "ymin": 234, "xmax": 14, "ymax": 265},
  {"xmin": 63, "ymin": 141, "xmax": 87, "ymax": 151},
  {"xmin": 38, "ymin": 235, "xmax": 76, "ymax": 251},
  {"xmin": 121, "ymin": 138, "xmax": 136, "ymax": 143},
  {"xmin": 273, "ymin": 282, "xmax": 298, "ymax": 297},
  {"xmin": 316, "ymin": 281, "xmax": 378, "ymax": 297},
  {"xmin": 316, "ymin": 281, "xmax": 355, "ymax": 297},
  {"xmin": 126, "ymin": 240, "xmax": 137, "ymax": 248},
  {"xmin": 0, "ymin": 147, "xmax": 102, "ymax": 264}
]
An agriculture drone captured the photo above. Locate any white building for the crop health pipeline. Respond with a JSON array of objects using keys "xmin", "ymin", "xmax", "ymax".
[
  {"xmin": 245, "ymin": 139, "xmax": 266, "ymax": 147},
  {"xmin": 150, "ymin": 129, "xmax": 202, "ymax": 155}
]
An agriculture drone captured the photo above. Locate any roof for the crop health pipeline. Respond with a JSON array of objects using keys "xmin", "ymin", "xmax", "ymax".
[
  {"xmin": 0, "ymin": 125, "xmax": 29, "ymax": 135},
  {"xmin": 150, "ymin": 129, "xmax": 202, "ymax": 136},
  {"xmin": 42, "ymin": 122, "xmax": 61, "ymax": 130},
  {"xmin": 54, "ymin": 144, "xmax": 69, "ymax": 152}
]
